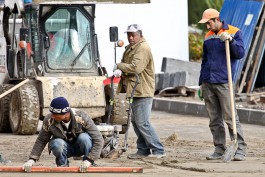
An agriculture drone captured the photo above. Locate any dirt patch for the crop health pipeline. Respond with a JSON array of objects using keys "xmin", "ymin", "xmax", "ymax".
[
  {"xmin": 164, "ymin": 132, "xmax": 178, "ymax": 144},
  {"xmin": 1, "ymin": 111, "xmax": 265, "ymax": 176}
]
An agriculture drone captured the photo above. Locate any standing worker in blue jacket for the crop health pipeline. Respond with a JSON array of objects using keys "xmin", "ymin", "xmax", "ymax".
[
  {"xmin": 198, "ymin": 8, "xmax": 247, "ymax": 161},
  {"xmin": 113, "ymin": 24, "xmax": 166, "ymax": 159}
]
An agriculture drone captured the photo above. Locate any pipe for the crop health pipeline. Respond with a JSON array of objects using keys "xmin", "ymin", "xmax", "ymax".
[{"xmin": 0, "ymin": 166, "xmax": 143, "ymax": 173}]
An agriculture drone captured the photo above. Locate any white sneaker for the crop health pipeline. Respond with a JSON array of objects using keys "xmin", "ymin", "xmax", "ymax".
[{"xmin": 148, "ymin": 153, "xmax": 166, "ymax": 158}]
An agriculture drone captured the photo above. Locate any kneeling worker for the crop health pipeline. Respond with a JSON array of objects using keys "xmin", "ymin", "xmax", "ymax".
[{"xmin": 22, "ymin": 97, "xmax": 104, "ymax": 172}]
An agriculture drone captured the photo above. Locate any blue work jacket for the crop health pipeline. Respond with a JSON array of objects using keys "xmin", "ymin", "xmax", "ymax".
[{"xmin": 199, "ymin": 21, "xmax": 245, "ymax": 85}]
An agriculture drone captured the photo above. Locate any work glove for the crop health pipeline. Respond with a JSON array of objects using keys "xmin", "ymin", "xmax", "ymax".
[
  {"xmin": 113, "ymin": 69, "xmax": 122, "ymax": 77},
  {"xmin": 22, "ymin": 159, "xmax": 35, "ymax": 172},
  {"xmin": 79, "ymin": 160, "xmax": 91, "ymax": 173},
  {"xmin": 198, "ymin": 85, "xmax": 203, "ymax": 101},
  {"xmin": 219, "ymin": 32, "xmax": 233, "ymax": 42}
]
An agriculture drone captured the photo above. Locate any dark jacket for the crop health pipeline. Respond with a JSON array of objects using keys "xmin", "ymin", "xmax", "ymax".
[
  {"xmin": 29, "ymin": 109, "xmax": 104, "ymax": 161},
  {"xmin": 199, "ymin": 21, "xmax": 245, "ymax": 85}
]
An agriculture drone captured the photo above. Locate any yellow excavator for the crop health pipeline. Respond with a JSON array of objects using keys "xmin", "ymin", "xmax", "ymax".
[{"xmin": 0, "ymin": 0, "xmax": 149, "ymax": 157}]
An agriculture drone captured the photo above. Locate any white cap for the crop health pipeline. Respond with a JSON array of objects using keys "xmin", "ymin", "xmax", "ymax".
[{"xmin": 124, "ymin": 24, "xmax": 142, "ymax": 33}]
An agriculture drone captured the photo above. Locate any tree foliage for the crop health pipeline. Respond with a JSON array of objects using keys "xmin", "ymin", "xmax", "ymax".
[
  {"xmin": 205, "ymin": 0, "xmax": 224, "ymax": 10},
  {"xmin": 188, "ymin": 0, "xmax": 224, "ymax": 61},
  {"xmin": 189, "ymin": 33, "xmax": 203, "ymax": 62},
  {"xmin": 188, "ymin": 0, "xmax": 224, "ymax": 29}
]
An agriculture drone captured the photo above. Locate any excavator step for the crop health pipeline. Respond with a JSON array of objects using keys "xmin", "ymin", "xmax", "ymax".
[{"xmin": 0, "ymin": 166, "xmax": 143, "ymax": 173}]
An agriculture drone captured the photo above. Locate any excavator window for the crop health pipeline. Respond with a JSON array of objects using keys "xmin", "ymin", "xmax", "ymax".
[{"xmin": 44, "ymin": 8, "xmax": 93, "ymax": 70}]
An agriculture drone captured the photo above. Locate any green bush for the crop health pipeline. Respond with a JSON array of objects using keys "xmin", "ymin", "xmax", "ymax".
[{"xmin": 189, "ymin": 33, "xmax": 203, "ymax": 62}]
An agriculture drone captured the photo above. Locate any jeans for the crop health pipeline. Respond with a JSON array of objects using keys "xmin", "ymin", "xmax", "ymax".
[
  {"xmin": 49, "ymin": 133, "xmax": 92, "ymax": 166},
  {"xmin": 202, "ymin": 83, "xmax": 247, "ymax": 155},
  {"xmin": 131, "ymin": 97, "xmax": 165, "ymax": 155}
]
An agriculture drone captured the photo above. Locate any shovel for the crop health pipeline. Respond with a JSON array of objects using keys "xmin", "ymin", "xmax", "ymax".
[{"xmin": 222, "ymin": 39, "xmax": 238, "ymax": 162}]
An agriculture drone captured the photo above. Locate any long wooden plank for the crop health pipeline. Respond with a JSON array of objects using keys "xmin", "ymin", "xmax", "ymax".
[
  {"xmin": 0, "ymin": 166, "xmax": 143, "ymax": 173},
  {"xmin": 0, "ymin": 79, "xmax": 29, "ymax": 99}
]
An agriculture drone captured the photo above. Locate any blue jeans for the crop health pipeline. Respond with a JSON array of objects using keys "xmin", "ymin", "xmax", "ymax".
[
  {"xmin": 202, "ymin": 83, "xmax": 247, "ymax": 155},
  {"xmin": 49, "ymin": 133, "xmax": 92, "ymax": 166},
  {"xmin": 131, "ymin": 97, "xmax": 165, "ymax": 155}
]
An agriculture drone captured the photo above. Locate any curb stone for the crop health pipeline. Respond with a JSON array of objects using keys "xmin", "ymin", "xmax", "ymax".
[{"xmin": 153, "ymin": 98, "xmax": 265, "ymax": 126}]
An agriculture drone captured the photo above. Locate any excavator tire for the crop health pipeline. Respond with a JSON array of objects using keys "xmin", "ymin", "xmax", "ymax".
[
  {"xmin": 104, "ymin": 82, "xmax": 129, "ymax": 134},
  {"xmin": 0, "ymin": 84, "xmax": 13, "ymax": 133},
  {"xmin": 111, "ymin": 92, "xmax": 129, "ymax": 134},
  {"xmin": 9, "ymin": 84, "xmax": 40, "ymax": 135}
]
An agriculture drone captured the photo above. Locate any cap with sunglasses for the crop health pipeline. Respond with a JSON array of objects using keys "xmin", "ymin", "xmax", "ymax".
[
  {"xmin": 198, "ymin": 8, "xmax": 219, "ymax": 23},
  {"xmin": 124, "ymin": 24, "xmax": 142, "ymax": 33}
]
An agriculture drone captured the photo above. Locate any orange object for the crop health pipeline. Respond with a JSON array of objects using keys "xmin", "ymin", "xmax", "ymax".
[
  {"xmin": 26, "ymin": 43, "xmax": 33, "ymax": 59},
  {"xmin": 198, "ymin": 8, "xmax": 220, "ymax": 23},
  {"xmin": 0, "ymin": 166, "xmax": 143, "ymax": 173},
  {"xmin": 117, "ymin": 40, "xmax": 124, "ymax": 47},
  {"xmin": 19, "ymin": 41, "xmax": 27, "ymax": 49}
]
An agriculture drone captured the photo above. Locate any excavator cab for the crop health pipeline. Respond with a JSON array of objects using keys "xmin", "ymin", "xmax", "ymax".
[
  {"xmin": 31, "ymin": 4, "xmax": 99, "ymax": 75},
  {"xmin": 41, "ymin": 5, "xmax": 95, "ymax": 72}
]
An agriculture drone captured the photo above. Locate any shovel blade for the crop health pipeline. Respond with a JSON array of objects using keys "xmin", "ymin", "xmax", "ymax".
[{"xmin": 223, "ymin": 140, "xmax": 238, "ymax": 162}]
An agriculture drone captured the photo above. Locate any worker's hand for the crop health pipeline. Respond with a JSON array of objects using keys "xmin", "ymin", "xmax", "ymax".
[
  {"xmin": 219, "ymin": 32, "xmax": 232, "ymax": 42},
  {"xmin": 79, "ymin": 160, "xmax": 91, "ymax": 173},
  {"xmin": 113, "ymin": 69, "xmax": 122, "ymax": 77},
  {"xmin": 198, "ymin": 85, "xmax": 203, "ymax": 101},
  {"xmin": 22, "ymin": 159, "xmax": 35, "ymax": 172}
]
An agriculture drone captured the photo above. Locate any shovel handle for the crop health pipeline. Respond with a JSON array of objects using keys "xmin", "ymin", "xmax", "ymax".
[{"xmin": 225, "ymin": 40, "xmax": 237, "ymax": 139}]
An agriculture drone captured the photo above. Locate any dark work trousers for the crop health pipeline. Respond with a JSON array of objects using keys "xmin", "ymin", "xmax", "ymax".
[{"xmin": 202, "ymin": 82, "xmax": 247, "ymax": 155}]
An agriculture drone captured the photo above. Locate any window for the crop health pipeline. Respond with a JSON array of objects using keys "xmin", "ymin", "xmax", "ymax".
[{"xmin": 45, "ymin": 8, "xmax": 93, "ymax": 70}]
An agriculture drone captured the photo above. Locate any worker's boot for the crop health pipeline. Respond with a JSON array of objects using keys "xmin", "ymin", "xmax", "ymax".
[
  {"xmin": 233, "ymin": 153, "xmax": 245, "ymax": 161},
  {"xmin": 147, "ymin": 153, "xmax": 166, "ymax": 158},
  {"xmin": 127, "ymin": 153, "xmax": 148, "ymax": 159},
  {"xmin": 0, "ymin": 154, "xmax": 11, "ymax": 164},
  {"xmin": 206, "ymin": 152, "xmax": 223, "ymax": 160}
]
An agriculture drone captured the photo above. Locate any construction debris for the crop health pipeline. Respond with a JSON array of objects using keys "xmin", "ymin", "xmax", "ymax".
[
  {"xmin": 260, "ymin": 95, "xmax": 265, "ymax": 103},
  {"xmin": 158, "ymin": 86, "xmax": 197, "ymax": 97}
]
